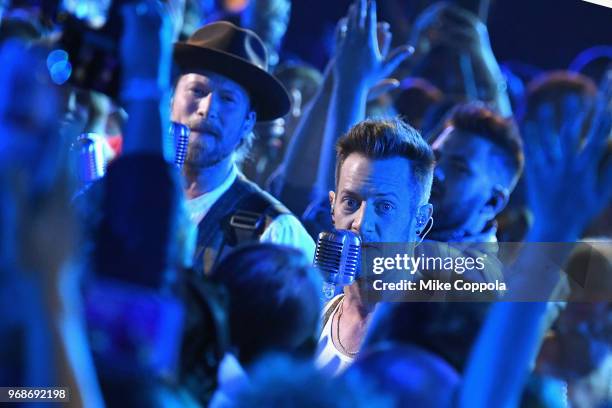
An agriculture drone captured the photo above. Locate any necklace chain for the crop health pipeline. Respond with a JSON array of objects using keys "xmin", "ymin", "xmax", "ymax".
[{"xmin": 336, "ymin": 302, "xmax": 359, "ymax": 356}]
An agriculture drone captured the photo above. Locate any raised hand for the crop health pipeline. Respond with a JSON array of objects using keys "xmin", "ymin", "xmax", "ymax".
[
  {"xmin": 120, "ymin": 0, "xmax": 174, "ymax": 83},
  {"xmin": 333, "ymin": 0, "xmax": 413, "ymax": 91},
  {"xmin": 523, "ymin": 71, "xmax": 612, "ymax": 241}
]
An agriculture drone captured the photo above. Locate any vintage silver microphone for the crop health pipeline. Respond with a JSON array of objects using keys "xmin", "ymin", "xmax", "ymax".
[
  {"xmin": 169, "ymin": 121, "xmax": 190, "ymax": 169},
  {"xmin": 314, "ymin": 230, "xmax": 362, "ymax": 300},
  {"xmin": 73, "ymin": 132, "xmax": 106, "ymax": 186}
]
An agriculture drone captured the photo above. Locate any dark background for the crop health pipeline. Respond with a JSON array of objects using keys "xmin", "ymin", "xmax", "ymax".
[{"xmin": 283, "ymin": 0, "xmax": 612, "ymax": 72}]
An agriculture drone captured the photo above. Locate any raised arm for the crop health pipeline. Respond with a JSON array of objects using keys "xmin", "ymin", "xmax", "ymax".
[
  {"xmin": 315, "ymin": 0, "xmax": 412, "ymax": 194},
  {"xmin": 119, "ymin": 0, "xmax": 173, "ymax": 157},
  {"xmin": 462, "ymin": 71, "xmax": 612, "ymax": 407},
  {"xmin": 523, "ymin": 71, "xmax": 612, "ymax": 243},
  {"xmin": 278, "ymin": 65, "xmax": 335, "ymax": 214},
  {"xmin": 278, "ymin": 0, "xmax": 411, "ymax": 213},
  {"xmin": 459, "ymin": 301, "xmax": 549, "ymax": 408}
]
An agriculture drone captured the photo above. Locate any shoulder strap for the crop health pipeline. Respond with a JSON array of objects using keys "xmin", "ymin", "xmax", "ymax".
[
  {"xmin": 196, "ymin": 181, "xmax": 251, "ymax": 242},
  {"xmin": 195, "ymin": 180, "xmax": 252, "ymax": 275},
  {"xmin": 195, "ymin": 176, "xmax": 290, "ymax": 274},
  {"xmin": 229, "ymin": 188, "xmax": 289, "ymax": 246}
]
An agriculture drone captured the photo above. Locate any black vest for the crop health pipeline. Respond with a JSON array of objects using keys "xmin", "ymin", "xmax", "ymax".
[{"xmin": 193, "ymin": 175, "xmax": 290, "ymax": 275}]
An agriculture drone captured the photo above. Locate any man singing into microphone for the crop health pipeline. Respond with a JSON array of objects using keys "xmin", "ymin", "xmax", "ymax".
[
  {"xmin": 171, "ymin": 22, "xmax": 315, "ymax": 274},
  {"xmin": 316, "ymin": 118, "xmax": 435, "ymax": 375}
]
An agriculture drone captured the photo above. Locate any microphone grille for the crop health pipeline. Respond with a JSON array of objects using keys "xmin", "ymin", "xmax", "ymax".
[
  {"xmin": 344, "ymin": 243, "xmax": 360, "ymax": 274},
  {"xmin": 170, "ymin": 122, "xmax": 190, "ymax": 168},
  {"xmin": 314, "ymin": 230, "xmax": 362, "ymax": 277},
  {"xmin": 74, "ymin": 133, "xmax": 105, "ymax": 185},
  {"xmin": 314, "ymin": 233, "xmax": 342, "ymax": 274}
]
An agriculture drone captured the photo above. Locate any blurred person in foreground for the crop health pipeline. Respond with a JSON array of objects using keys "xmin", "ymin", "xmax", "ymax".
[
  {"xmin": 207, "ymin": 243, "xmax": 322, "ymax": 407},
  {"xmin": 232, "ymin": 291, "xmax": 564, "ymax": 407},
  {"xmin": 535, "ymin": 241, "xmax": 612, "ymax": 408},
  {"xmin": 209, "ymin": 244, "xmax": 321, "ymax": 367},
  {"xmin": 233, "ymin": 354, "xmax": 394, "ymax": 408},
  {"xmin": 349, "ymin": 301, "xmax": 562, "ymax": 407},
  {"xmin": 83, "ymin": 2, "xmax": 204, "ymax": 406},
  {"xmin": 0, "ymin": 39, "xmax": 103, "ymax": 407}
]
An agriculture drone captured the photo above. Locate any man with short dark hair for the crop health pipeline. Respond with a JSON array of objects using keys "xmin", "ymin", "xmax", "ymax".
[
  {"xmin": 330, "ymin": 118, "xmax": 435, "ymax": 243},
  {"xmin": 428, "ymin": 102, "xmax": 524, "ymax": 242},
  {"xmin": 210, "ymin": 244, "xmax": 322, "ymax": 366},
  {"xmin": 171, "ymin": 22, "xmax": 315, "ymax": 275},
  {"xmin": 316, "ymin": 117, "xmax": 435, "ymax": 375}
]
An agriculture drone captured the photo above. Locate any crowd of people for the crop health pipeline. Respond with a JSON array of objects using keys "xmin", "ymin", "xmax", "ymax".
[{"xmin": 1, "ymin": 0, "xmax": 611, "ymax": 407}]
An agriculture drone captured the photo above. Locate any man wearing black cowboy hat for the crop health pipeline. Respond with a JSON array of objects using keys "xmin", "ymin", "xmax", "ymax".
[{"xmin": 171, "ymin": 21, "xmax": 315, "ymax": 275}]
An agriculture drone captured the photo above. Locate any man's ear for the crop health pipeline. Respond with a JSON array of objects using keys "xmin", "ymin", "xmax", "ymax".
[
  {"xmin": 418, "ymin": 203, "xmax": 433, "ymax": 223},
  {"xmin": 242, "ymin": 110, "xmax": 257, "ymax": 136},
  {"xmin": 484, "ymin": 185, "xmax": 509, "ymax": 218},
  {"xmin": 416, "ymin": 203, "xmax": 433, "ymax": 234},
  {"xmin": 328, "ymin": 191, "xmax": 336, "ymax": 211},
  {"xmin": 237, "ymin": 111, "xmax": 257, "ymax": 149}
]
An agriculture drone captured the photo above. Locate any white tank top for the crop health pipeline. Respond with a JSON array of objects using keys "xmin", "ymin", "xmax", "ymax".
[{"xmin": 314, "ymin": 295, "xmax": 354, "ymax": 376}]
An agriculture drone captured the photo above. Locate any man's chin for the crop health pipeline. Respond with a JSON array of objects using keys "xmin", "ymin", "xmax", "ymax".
[
  {"xmin": 185, "ymin": 156, "xmax": 224, "ymax": 169},
  {"xmin": 198, "ymin": 132, "xmax": 219, "ymax": 142},
  {"xmin": 185, "ymin": 148, "xmax": 234, "ymax": 170}
]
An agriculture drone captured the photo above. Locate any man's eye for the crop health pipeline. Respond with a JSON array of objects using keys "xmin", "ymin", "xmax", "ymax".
[
  {"xmin": 221, "ymin": 94, "xmax": 237, "ymax": 103},
  {"xmin": 376, "ymin": 201, "xmax": 395, "ymax": 214},
  {"xmin": 342, "ymin": 198, "xmax": 359, "ymax": 212},
  {"xmin": 190, "ymin": 88, "xmax": 205, "ymax": 97}
]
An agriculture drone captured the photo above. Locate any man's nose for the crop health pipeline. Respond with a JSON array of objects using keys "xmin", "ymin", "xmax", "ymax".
[
  {"xmin": 351, "ymin": 202, "xmax": 374, "ymax": 236},
  {"xmin": 197, "ymin": 92, "xmax": 218, "ymax": 119}
]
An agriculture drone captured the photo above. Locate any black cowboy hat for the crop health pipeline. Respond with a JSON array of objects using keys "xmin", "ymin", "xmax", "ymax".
[{"xmin": 174, "ymin": 22, "xmax": 290, "ymax": 122}]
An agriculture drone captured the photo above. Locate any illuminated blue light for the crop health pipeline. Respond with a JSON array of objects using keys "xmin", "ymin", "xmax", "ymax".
[
  {"xmin": 46, "ymin": 49, "xmax": 68, "ymax": 71},
  {"xmin": 49, "ymin": 60, "xmax": 72, "ymax": 85}
]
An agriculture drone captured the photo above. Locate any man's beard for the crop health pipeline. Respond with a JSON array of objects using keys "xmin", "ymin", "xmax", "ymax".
[
  {"xmin": 429, "ymin": 196, "xmax": 478, "ymax": 240},
  {"xmin": 183, "ymin": 119, "xmax": 233, "ymax": 169},
  {"xmin": 429, "ymin": 183, "xmax": 460, "ymax": 234},
  {"xmin": 184, "ymin": 138, "xmax": 230, "ymax": 169}
]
